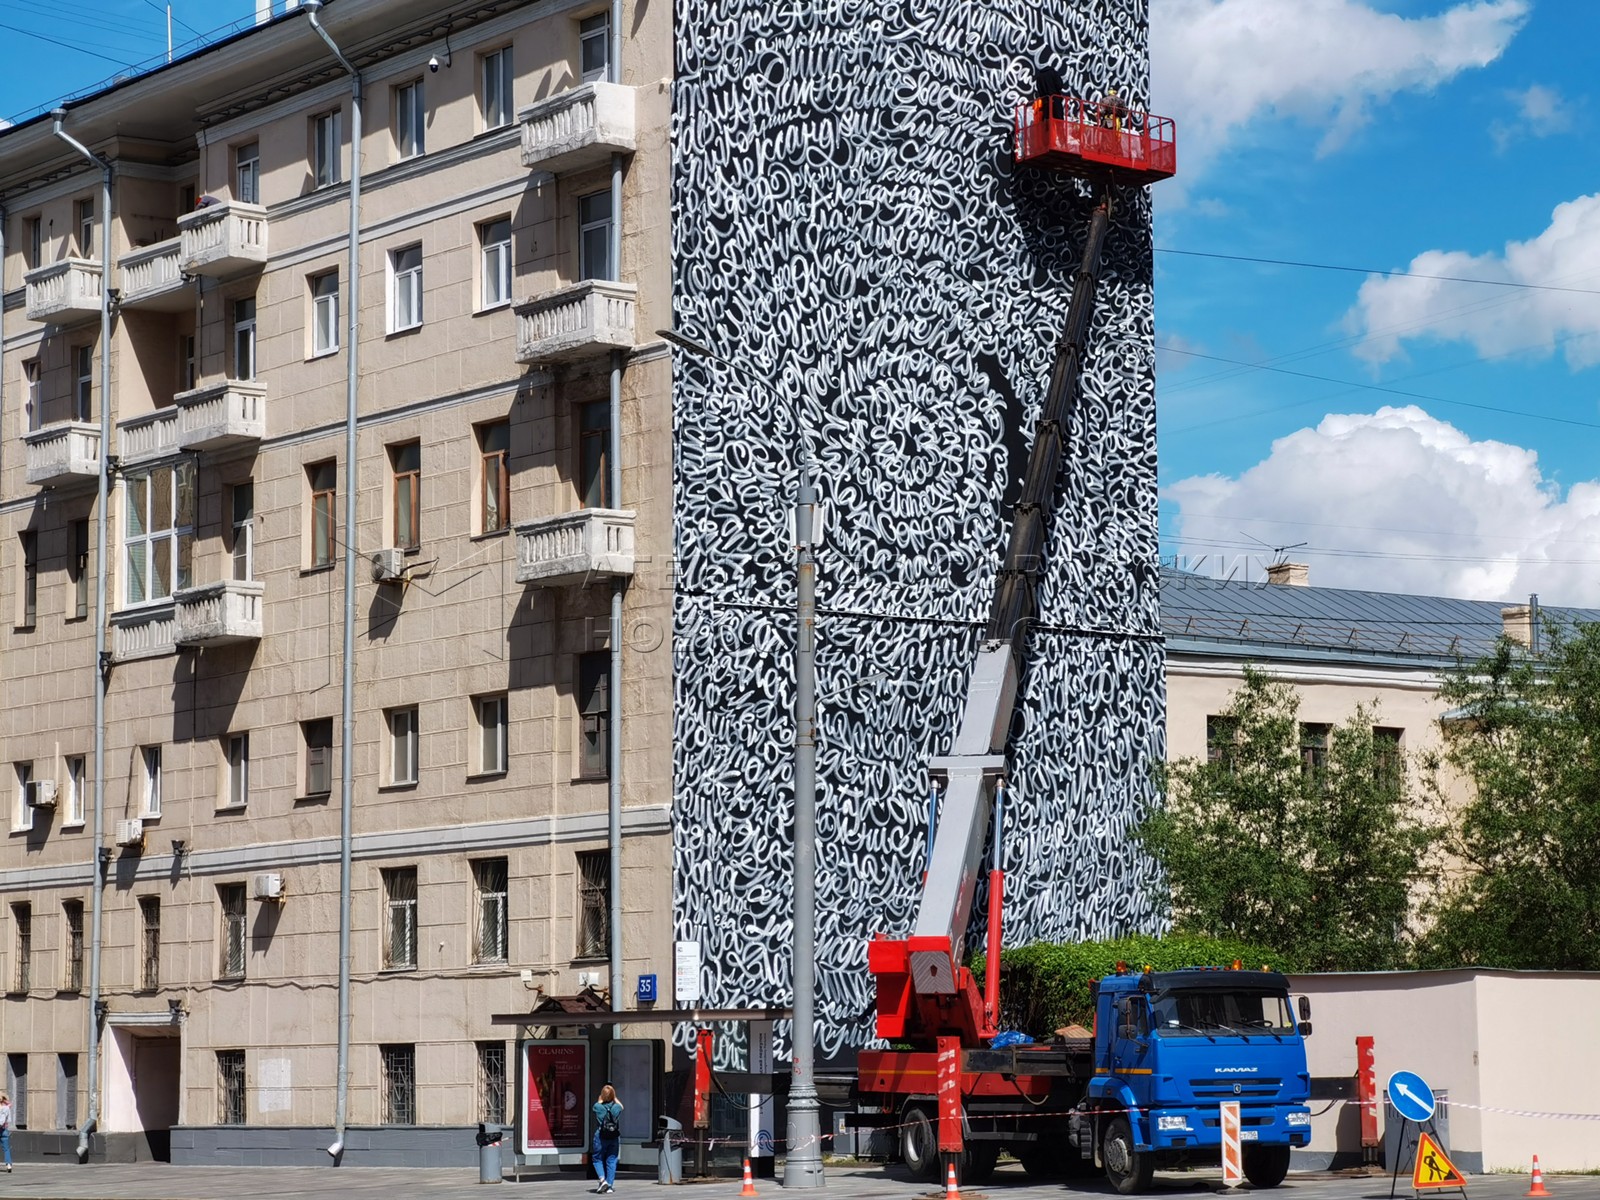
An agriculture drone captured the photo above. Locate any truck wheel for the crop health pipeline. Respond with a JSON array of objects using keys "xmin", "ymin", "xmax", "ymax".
[
  {"xmin": 900, "ymin": 1108, "xmax": 938, "ymax": 1181},
  {"xmin": 1102, "ymin": 1116, "xmax": 1155, "ymax": 1195},
  {"xmin": 1242, "ymin": 1144, "xmax": 1291, "ymax": 1188}
]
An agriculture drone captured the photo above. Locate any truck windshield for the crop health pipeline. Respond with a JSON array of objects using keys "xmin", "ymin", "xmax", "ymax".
[{"xmin": 1150, "ymin": 990, "xmax": 1295, "ymax": 1037}]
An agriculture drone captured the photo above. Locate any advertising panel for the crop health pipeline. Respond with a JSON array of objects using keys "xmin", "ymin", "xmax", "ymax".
[{"xmin": 521, "ymin": 1040, "xmax": 590, "ymax": 1156}]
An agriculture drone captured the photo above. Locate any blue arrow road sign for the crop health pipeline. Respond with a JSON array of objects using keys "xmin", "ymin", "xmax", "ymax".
[{"xmin": 1388, "ymin": 1070, "xmax": 1436, "ymax": 1122}]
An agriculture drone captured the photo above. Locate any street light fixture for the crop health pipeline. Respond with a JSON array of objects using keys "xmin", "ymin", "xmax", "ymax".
[{"xmin": 657, "ymin": 328, "xmax": 826, "ymax": 1189}]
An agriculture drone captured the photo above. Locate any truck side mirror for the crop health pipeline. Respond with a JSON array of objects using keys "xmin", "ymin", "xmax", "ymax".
[
  {"xmin": 1297, "ymin": 995, "xmax": 1311, "ymax": 1021},
  {"xmin": 1298, "ymin": 1020, "xmax": 1313, "ymax": 1037}
]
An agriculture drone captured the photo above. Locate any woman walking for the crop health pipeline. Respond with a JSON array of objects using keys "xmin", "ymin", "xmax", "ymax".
[
  {"xmin": 0, "ymin": 1090, "xmax": 12, "ymax": 1172},
  {"xmin": 590, "ymin": 1083, "xmax": 623, "ymax": 1193}
]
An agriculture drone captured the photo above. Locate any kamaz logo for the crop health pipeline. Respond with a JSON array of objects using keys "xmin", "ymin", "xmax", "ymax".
[{"xmin": 1215, "ymin": 1067, "xmax": 1258, "ymax": 1074}]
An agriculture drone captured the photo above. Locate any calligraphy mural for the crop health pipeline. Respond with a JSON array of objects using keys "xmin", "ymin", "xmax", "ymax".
[{"xmin": 670, "ymin": 0, "xmax": 1165, "ymax": 1060}]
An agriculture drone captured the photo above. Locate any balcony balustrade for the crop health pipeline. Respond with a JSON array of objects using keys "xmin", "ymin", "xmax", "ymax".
[
  {"xmin": 178, "ymin": 201, "xmax": 268, "ymax": 277},
  {"xmin": 24, "ymin": 422, "xmax": 101, "ymax": 487},
  {"xmin": 24, "ymin": 258, "xmax": 103, "ymax": 323},
  {"xmin": 514, "ymin": 280, "xmax": 637, "ymax": 365},
  {"xmin": 175, "ymin": 580, "xmax": 264, "ymax": 647},
  {"xmin": 110, "ymin": 604, "xmax": 177, "ymax": 662},
  {"xmin": 118, "ymin": 407, "xmax": 181, "ymax": 467},
  {"xmin": 176, "ymin": 379, "xmax": 266, "ymax": 452},
  {"xmin": 519, "ymin": 81, "xmax": 637, "ymax": 174},
  {"xmin": 515, "ymin": 508, "xmax": 636, "ymax": 587},
  {"xmin": 119, "ymin": 237, "xmax": 190, "ymax": 310}
]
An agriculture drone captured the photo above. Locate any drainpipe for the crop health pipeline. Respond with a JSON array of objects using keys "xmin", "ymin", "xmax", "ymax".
[
  {"xmin": 0, "ymin": 203, "xmax": 6, "ymax": 490},
  {"xmin": 302, "ymin": 0, "xmax": 360, "ymax": 1162},
  {"xmin": 606, "ymin": 0, "xmax": 626, "ymax": 1013},
  {"xmin": 52, "ymin": 107, "xmax": 114, "ymax": 1166}
]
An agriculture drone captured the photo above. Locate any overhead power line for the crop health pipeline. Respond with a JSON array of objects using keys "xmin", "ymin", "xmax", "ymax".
[{"xmin": 1154, "ymin": 247, "xmax": 1600, "ymax": 297}]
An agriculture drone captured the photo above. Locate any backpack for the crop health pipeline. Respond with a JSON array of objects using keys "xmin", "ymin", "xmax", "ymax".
[{"xmin": 599, "ymin": 1106, "xmax": 620, "ymax": 1136}]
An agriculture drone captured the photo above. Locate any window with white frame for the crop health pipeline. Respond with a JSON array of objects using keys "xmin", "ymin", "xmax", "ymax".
[
  {"xmin": 233, "ymin": 296, "xmax": 256, "ymax": 380},
  {"xmin": 23, "ymin": 359, "xmax": 40, "ymax": 432},
  {"xmin": 477, "ymin": 420, "xmax": 510, "ymax": 534},
  {"xmin": 580, "ymin": 13, "xmax": 610, "ymax": 83},
  {"xmin": 389, "ymin": 243, "xmax": 423, "ymax": 332},
  {"xmin": 13, "ymin": 763, "xmax": 32, "ymax": 833},
  {"xmin": 75, "ymin": 345, "xmax": 93, "ymax": 421},
  {"xmin": 308, "ymin": 461, "xmax": 337, "ymax": 568},
  {"xmin": 140, "ymin": 746, "xmax": 162, "ymax": 819},
  {"xmin": 64, "ymin": 756, "xmax": 86, "ymax": 826},
  {"xmin": 578, "ymin": 190, "xmax": 612, "ymax": 282},
  {"xmin": 231, "ymin": 481, "xmax": 254, "ymax": 582},
  {"xmin": 481, "ymin": 46, "xmax": 513, "ymax": 129},
  {"xmin": 473, "ymin": 858, "xmax": 509, "ymax": 963},
  {"xmin": 123, "ymin": 462, "xmax": 196, "ymax": 605},
  {"xmin": 225, "ymin": 733, "xmax": 249, "ymax": 809},
  {"xmin": 303, "ymin": 718, "xmax": 333, "ymax": 796},
  {"xmin": 382, "ymin": 867, "xmax": 418, "ymax": 969},
  {"xmin": 311, "ymin": 270, "xmax": 340, "ymax": 356},
  {"xmin": 313, "ymin": 109, "xmax": 342, "ymax": 187},
  {"xmin": 390, "ymin": 442, "xmax": 421, "ymax": 551},
  {"xmin": 479, "ymin": 217, "xmax": 512, "ymax": 310},
  {"xmin": 76, "ymin": 197, "xmax": 94, "ymax": 257},
  {"xmin": 235, "ymin": 142, "xmax": 260, "ymax": 205},
  {"xmin": 388, "ymin": 706, "xmax": 419, "ymax": 786},
  {"xmin": 474, "ymin": 694, "xmax": 508, "ymax": 775},
  {"xmin": 395, "ymin": 80, "xmax": 425, "ymax": 159}
]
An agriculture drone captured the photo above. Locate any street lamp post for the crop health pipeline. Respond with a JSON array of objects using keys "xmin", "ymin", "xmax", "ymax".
[{"xmin": 657, "ymin": 330, "xmax": 826, "ymax": 1188}]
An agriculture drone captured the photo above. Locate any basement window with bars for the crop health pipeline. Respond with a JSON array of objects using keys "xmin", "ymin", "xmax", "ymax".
[
  {"xmin": 219, "ymin": 884, "xmax": 247, "ymax": 979},
  {"xmin": 63, "ymin": 900, "xmax": 84, "ymax": 993},
  {"xmin": 139, "ymin": 896, "xmax": 161, "ymax": 990},
  {"xmin": 478, "ymin": 1041, "xmax": 507, "ymax": 1124},
  {"xmin": 217, "ymin": 1050, "xmax": 246, "ymax": 1125},
  {"xmin": 382, "ymin": 1044, "xmax": 416, "ymax": 1125},
  {"xmin": 575, "ymin": 850, "xmax": 610, "ymax": 961}
]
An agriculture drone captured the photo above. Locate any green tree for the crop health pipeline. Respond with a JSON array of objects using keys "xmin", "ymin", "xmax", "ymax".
[
  {"xmin": 1420, "ymin": 624, "xmax": 1600, "ymax": 969},
  {"xmin": 1137, "ymin": 667, "xmax": 1431, "ymax": 971}
]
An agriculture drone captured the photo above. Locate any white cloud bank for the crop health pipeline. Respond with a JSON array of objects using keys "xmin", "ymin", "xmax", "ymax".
[
  {"xmin": 1166, "ymin": 406, "xmax": 1600, "ymax": 605},
  {"xmin": 1344, "ymin": 193, "xmax": 1600, "ymax": 368},
  {"xmin": 1150, "ymin": 0, "xmax": 1528, "ymax": 185}
]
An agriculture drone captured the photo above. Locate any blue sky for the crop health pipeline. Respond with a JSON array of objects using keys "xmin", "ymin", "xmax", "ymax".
[{"xmin": 4, "ymin": 0, "xmax": 1597, "ymax": 604}]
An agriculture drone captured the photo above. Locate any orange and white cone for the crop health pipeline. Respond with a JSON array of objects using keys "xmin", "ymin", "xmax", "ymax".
[
  {"xmin": 740, "ymin": 1158, "xmax": 759, "ymax": 1197},
  {"xmin": 1527, "ymin": 1155, "xmax": 1551, "ymax": 1198},
  {"xmin": 945, "ymin": 1162, "xmax": 961, "ymax": 1200}
]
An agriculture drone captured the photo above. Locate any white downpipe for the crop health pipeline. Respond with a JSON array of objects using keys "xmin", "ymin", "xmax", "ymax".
[{"xmin": 606, "ymin": 0, "xmax": 626, "ymax": 1013}]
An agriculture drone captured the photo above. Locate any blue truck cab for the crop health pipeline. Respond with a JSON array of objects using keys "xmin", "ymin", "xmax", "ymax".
[{"xmin": 1082, "ymin": 967, "xmax": 1312, "ymax": 1193}]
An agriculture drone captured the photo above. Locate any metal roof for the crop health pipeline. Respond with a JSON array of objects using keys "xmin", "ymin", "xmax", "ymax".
[{"xmin": 1160, "ymin": 567, "xmax": 1600, "ymax": 664}]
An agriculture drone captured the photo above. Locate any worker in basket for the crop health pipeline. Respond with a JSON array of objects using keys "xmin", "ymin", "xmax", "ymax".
[{"xmin": 1099, "ymin": 87, "xmax": 1130, "ymax": 131}]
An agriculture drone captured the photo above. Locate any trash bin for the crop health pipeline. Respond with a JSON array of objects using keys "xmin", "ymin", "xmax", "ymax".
[
  {"xmin": 477, "ymin": 1122, "xmax": 511, "ymax": 1184},
  {"xmin": 657, "ymin": 1116, "xmax": 684, "ymax": 1185}
]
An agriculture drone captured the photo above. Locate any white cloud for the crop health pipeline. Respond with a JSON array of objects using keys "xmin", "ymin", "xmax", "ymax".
[
  {"xmin": 1489, "ymin": 82, "xmax": 1573, "ymax": 152},
  {"xmin": 1150, "ymin": 0, "xmax": 1528, "ymax": 186},
  {"xmin": 1343, "ymin": 193, "xmax": 1600, "ymax": 368},
  {"xmin": 1166, "ymin": 406, "xmax": 1600, "ymax": 604}
]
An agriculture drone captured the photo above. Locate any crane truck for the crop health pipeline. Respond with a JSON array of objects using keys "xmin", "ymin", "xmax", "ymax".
[{"xmin": 850, "ymin": 96, "xmax": 1312, "ymax": 1193}]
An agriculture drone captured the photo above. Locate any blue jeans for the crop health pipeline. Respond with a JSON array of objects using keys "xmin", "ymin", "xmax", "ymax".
[
  {"xmin": 1, "ymin": 1124, "xmax": 10, "ymax": 1167},
  {"xmin": 592, "ymin": 1132, "xmax": 618, "ymax": 1187}
]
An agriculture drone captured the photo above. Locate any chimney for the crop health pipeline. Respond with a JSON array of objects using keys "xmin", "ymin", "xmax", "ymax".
[
  {"xmin": 1501, "ymin": 605, "xmax": 1532, "ymax": 647},
  {"xmin": 1265, "ymin": 562, "xmax": 1309, "ymax": 587}
]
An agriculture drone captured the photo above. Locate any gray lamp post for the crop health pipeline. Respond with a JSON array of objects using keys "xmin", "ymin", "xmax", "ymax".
[{"xmin": 658, "ymin": 329, "xmax": 826, "ymax": 1189}]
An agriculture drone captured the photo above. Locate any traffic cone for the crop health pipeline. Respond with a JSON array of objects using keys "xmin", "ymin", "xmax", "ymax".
[
  {"xmin": 740, "ymin": 1158, "xmax": 759, "ymax": 1197},
  {"xmin": 1527, "ymin": 1155, "xmax": 1551, "ymax": 1198},
  {"xmin": 945, "ymin": 1162, "xmax": 961, "ymax": 1200}
]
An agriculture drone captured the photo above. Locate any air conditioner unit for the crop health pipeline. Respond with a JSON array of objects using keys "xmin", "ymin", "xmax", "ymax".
[
  {"xmin": 114, "ymin": 819, "xmax": 145, "ymax": 848},
  {"xmin": 370, "ymin": 548, "xmax": 407, "ymax": 583},
  {"xmin": 25, "ymin": 779, "xmax": 57, "ymax": 809},
  {"xmin": 252, "ymin": 872, "xmax": 284, "ymax": 902}
]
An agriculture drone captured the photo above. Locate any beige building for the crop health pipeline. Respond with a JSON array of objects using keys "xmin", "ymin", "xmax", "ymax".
[{"xmin": 1, "ymin": 0, "xmax": 676, "ymax": 1165}]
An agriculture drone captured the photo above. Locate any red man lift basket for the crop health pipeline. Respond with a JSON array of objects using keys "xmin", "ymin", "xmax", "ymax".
[{"xmin": 1014, "ymin": 95, "xmax": 1176, "ymax": 185}]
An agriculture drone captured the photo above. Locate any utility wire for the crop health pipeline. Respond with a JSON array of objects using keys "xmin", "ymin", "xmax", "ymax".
[
  {"xmin": 0, "ymin": 21, "xmax": 137, "ymax": 66},
  {"xmin": 1155, "ymin": 247, "xmax": 1600, "ymax": 297}
]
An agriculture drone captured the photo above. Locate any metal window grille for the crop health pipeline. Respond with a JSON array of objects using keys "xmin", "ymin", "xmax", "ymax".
[
  {"xmin": 13, "ymin": 903, "xmax": 31, "ymax": 993},
  {"xmin": 384, "ymin": 868, "xmax": 418, "ymax": 968},
  {"xmin": 220, "ymin": 884, "xmax": 247, "ymax": 978},
  {"xmin": 576, "ymin": 850, "xmax": 610, "ymax": 960},
  {"xmin": 140, "ymin": 896, "xmax": 161, "ymax": 990},
  {"xmin": 381, "ymin": 1044, "xmax": 415, "ymax": 1125},
  {"xmin": 477, "ymin": 1042, "xmax": 507, "ymax": 1124},
  {"xmin": 63, "ymin": 901, "xmax": 84, "ymax": 992},
  {"xmin": 6, "ymin": 1054, "xmax": 26, "ymax": 1128},
  {"xmin": 474, "ymin": 859, "xmax": 509, "ymax": 963},
  {"xmin": 57, "ymin": 1052, "xmax": 78, "ymax": 1130},
  {"xmin": 217, "ymin": 1050, "xmax": 246, "ymax": 1125}
]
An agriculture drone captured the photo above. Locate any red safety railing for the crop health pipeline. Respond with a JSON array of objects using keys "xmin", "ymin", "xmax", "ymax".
[{"xmin": 1013, "ymin": 96, "xmax": 1177, "ymax": 185}]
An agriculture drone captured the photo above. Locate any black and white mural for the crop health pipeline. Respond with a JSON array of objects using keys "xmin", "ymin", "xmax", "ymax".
[{"xmin": 671, "ymin": 0, "xmax": 1165, "ymax": 1058}]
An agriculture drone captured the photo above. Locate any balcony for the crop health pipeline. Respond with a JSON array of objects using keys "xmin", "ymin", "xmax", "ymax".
[
  {"xmin": 175, "ymin": 580, "xmax": 264, "ymax": 647},
  {"xmin": 519, "ymin": 81, "xmax": 636, "ymax": 175},
  {"xmin": 176, "ymin": 380, "xmax": 265, "ymax": 452},
  {"xmin": 515, "ymin": 508, "xmax": 636, "ymax": 587},
  {"xmin": 24, "ymin": 258, "xmax": 103, "ymax": 323},
  {"xmin": 111, "ymin": 604, "xmax": 177, "ymax": 662},
  {"xmin": 118, "ymin": 407, "xmax": 180, "ymax": 467},
  {"xmin": 515, "ymin": 280, "xmax": 637, "ymax": 365},
  {"xmin": 178, "ymin": 201, "xmax": 268, "ymax": 277},
  {"xmin": 24, "ymin": 422, "xmax": 101, "ymax": 487},
  {"xmin": 119, "ymin": 237, "xmax": 190, "ymax": 311}
]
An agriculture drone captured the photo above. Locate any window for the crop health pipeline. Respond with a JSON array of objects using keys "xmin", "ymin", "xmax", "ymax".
[
  {"xmin": 71, "ymin": 520, "xmax": 89, "ymax": 620},
  {"xmin": 479, "ymin": 218, "xmax": 512, "ymax": 310},
  {"xmin": 19, "ymin": 531, "xmax": 37, "ymax": 628},
  {"xmin": 1205, "ymin": 715, "xmax": 1237, "ymax": 773},
  {"xmin": 181, "ymin": 333, "xmax": 197, "ymax": 392},
  {"xmin": 76, "ymin": 197, "xmax": 94, "ymax": 257},
  {"xmin": 62, "ymin": 901, "xmax": 84, "ymax": 992},
  {"xmin": 473, "ymin": 858, "xmax": 509, "ymax": 963},
  {"xmin": 23, "ymin": 359, "xmax": 40, "ymax": 432},
  {"xmin": 179, "ymin": 182, "xmax": 196, "ymax": 214},
  {"xmin": 217, "ymin": 1050, "xmax": 246, "ymax": 1125},
  {"xmin": 390, "ymin": 442, "xmax": 421, "ymax": 550},
  {"xmin": 387, "ymin": 706, "xmax": 419, "ymax": 786},
  {"xmin": 580, "ymin": 13, "xmax": 610, "ymax": 83},
  {"xmin": 577, "ymin": 653, "xmax": 610, "ymax": 779},
  {"xmin": 1299, "ymin": 722, "xmax": 1331, "ymax": 775},
  {"xmin": 225, "ymin": 733, "xmax": 249, "ymax": 808},
  {"xmin": 474, "ymin": 694, "xmax": 508, "ymax": 776},
  {"xmin": 311, "ymin": 270, "xmax": 340, "ymax": 355},
  {"xmin": 388, "ymin": 244, "xmax": 423, "ymax": 332},
  {"xmin": 382, "ymin": 867, "xmax": 418, "ymax": 968},
  {"xmin": 303, "ymin": 718, "xmax": 333, "ymax": 796},
  {"xmin": 313, "ymin": 109, "xmax": 342, "ymax": 187},
  {"xmin": 64, "ymin": 756, "xmax": 86, "ymax": 826},
  {"xmin": 13, "ymin": 763, "xmax": 32, "ymax": 834},
  {"xmin": 395, "ymin": 80, "xmax": 425, "ymax": 159},
  {"xmin": 481, "ymin": 46, "xmax": 514, "ymax": 128},
  {"xmin": 478, "ymin": 1042, "xmax": 507, "ymax": 1124},
  {"xmin": 579, "ymin": 401, "xmax": 610, "ymax": 508},
  {"xmin": 578, "ymin": 190, "xmax": 613, "ymax": 282},
  {"xmin": 57, "ymin": 1054, "xmax": 78, "ymax": 1131},
  {"xmin": 219, "ymin": 883, "xmax": 247, "ymax": 978},
  {"xmin": 381, "ymin": 1045, "xmax": 415, "ymax": 1125},
  {"xmin": 75, "ymin": 345, "xmax": 93, "ymax": 421},
  {"xmin": 1374, "ymin": 726, "xmax": 1403, "ymax": 786},
  {"xmin": 478, "ymin": 421, "xmax": 510, "ymax": 533},
  {"xmin": 308, "ymin": 460, "xmax": 337, "ymax": 568},
  {"xmin": 139, "ymin": 896, "xmax": 161, "ymax": 990},
  {"xmin": 231, "ymin": 482, "xmax": 255, "ymax": 581},
  {"xmin": 124, "ymin": 462, "xmax": 196, "ymax": 605},
  {"xmin": 140, "ymin": 746, "xmax": 162, "ymax": 819},
  {"xmin": 5, "ymin": 1056, "xmax": 26, "ymax": 1129},
  {"xmin": 233, "ymin": 296, "xmax": 257, "ymax": 380},
  {"xmin": 24, "ymin": 216, "xmax": 42, "ymax": 270},
  {"xmin": 12, "ymin": 903, "xmax": 32, "ymax": 993},
  {"xmin": 576, "ymin": 849, "xmax": 609, "ymax": 959},
  {"xmin": 235, "ymin": 141, "xmax": 260, "ymax": 204}
]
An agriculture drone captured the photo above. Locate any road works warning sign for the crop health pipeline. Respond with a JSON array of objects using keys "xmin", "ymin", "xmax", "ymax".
[{"xmin": 1412, "ymin": 1132, "xmax": 1467, "ymax": 1190}]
